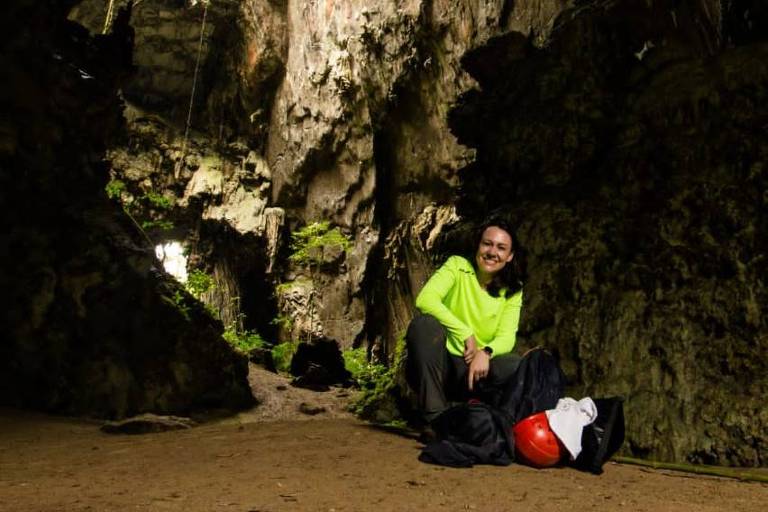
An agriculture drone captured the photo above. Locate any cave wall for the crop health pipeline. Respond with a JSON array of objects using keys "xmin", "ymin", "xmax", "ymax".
[
  {"xmin": 450, "ymin": 0, "xmax": 768, "ymax": 465},
  {"xmin": 51, "ymin": 0, "xmax": 768, "ymax": 465},
  {"xmin": 66, "ymin": 0, "xmax": 541, "ymax": 350},
  {"xmin": 0, "ymin": 0, "xmax": 253, "ymax": 419},
  {"xmin": 69, "ymin": 0, "xmax": 287, "ymax": 338}
]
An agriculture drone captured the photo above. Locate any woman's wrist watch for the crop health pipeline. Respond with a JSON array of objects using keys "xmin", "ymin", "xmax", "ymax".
[{"xmin": 482, "ymin": 346, "xmax": 493, "ymax": 356}]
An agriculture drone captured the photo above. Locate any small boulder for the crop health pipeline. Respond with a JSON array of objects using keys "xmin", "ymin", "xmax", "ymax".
[
  {"xmin": 298, "ymin": 402, "xmax": 326, "ymax": 416},
  {"xmin": 101, "ymin": 413, "xmax": 196, "ymax": 435},
  {"xmin": 290, "ymin": 338, "xmax": 351, "ymax": 389}
]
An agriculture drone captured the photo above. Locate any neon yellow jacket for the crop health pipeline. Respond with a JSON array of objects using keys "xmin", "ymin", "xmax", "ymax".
[{"xmin": 415, "ymin": 255, "xmax": 523, "ymax": 358}]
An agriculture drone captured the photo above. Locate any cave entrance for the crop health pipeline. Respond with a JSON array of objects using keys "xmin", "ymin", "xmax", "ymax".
[{"xmin": 155, "ymin": 241, "xmax": 188, "ymax": 283}]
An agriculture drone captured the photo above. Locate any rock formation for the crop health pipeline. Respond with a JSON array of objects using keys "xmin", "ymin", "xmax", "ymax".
[
  {"xmin": 449, "ymin": 0, "xmax": 768, "ymax": 466},
  {"xmin": 0, "ymin": 0, "xmax": 253, "ymax": 419},
  {"xmin": 4, "ymin": 0, "xmax": 767, "ymax": 466}
]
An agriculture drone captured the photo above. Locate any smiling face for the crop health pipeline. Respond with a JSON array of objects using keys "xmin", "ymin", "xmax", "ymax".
[{"xmin": 475, "ymin": 226, "xmax": 514, "ymax": 286}]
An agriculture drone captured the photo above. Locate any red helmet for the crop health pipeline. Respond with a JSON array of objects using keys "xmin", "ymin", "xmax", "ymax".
[{"xmin": 512, "ymin": 412, "xmax": 563, "ymax": 468}]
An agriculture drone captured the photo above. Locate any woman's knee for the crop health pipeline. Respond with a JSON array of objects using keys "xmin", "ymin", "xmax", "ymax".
[
  {"xmin": 489, "ymin": 353, "xmax": 521, "ymax": 384},
  {"xmin": 406, "ymin": 314, "xmax": 446, "ymax": 351}
]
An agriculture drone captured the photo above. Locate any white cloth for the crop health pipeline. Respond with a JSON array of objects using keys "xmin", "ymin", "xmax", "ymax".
[{"xmin": 545, "ymin": 397, "xmax": 598, "ymax": 460}]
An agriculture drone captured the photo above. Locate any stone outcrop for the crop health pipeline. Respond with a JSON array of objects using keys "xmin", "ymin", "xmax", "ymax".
[
  {"xmin": 449, "ymin": 0, "xmax": 768, "ymax": 465},
  {"xmin": 69, "ymin": 1, "xmax": 287, "ymax": 337},
  {"xmin": 27, "ymin": 0, "xmax": 768, "ymax": 466},
  {"xmin": 67, "ymin": 1, "xmax": 535, "ymax": 351},
  {"xmin": 101, "ymin": 413, "xmax": 196, "ymax": 434},
  {"xmin": 0, "ymin": 0, "xmax": 253, "ymax": 419}
]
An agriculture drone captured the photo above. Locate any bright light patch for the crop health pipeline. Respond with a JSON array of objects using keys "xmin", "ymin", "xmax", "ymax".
[{"xmin": 155, "ymin": 241, "xmax": 188, "ymax": 283}]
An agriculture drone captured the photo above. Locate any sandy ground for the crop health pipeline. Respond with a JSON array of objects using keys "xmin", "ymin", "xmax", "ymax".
[{"xmin": 1, "ymin": 366, "xmax": 767, "ymax": 512}]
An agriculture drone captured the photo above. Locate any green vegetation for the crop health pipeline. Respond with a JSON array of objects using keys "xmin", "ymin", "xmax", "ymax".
[
  {"xmin": 203, "ymin": 302, "xmax": 219, "ymax": 318},
  {"xmin": 106, "ymin": 181, "xmax": 174, "ymax": 212},
  {"xmin": 105, "ymin": 178, "xmax": 126, "ymax": 200},
  {"xmin": 271, "ymin": 341, "xmax": 299, "ymax": 373},
  {"xmin": 346, "ymin": 337, "xmax": 408, "ymax": 422},
  {"xmin": 289, "ymin": 221, "xmax": 352, "ymax": 266},
  {"xmin": 185, "ymin": 269, "xmax": 215, "ymax": 299},
  {"xmin": 343, "ymin": 347, "xmax": 388, "ymax": 389},
  {"xmin": 137, "ymin": 192, "xmax": 175, "ymax": 231},
  {"xmin": 141, "ymin": 219, "xmax": 174, "ymax": 231},
  {"xmin": 274, "ymin": 277, "xmax": 312, "ymax": 295},
  {"xmin": 176, "ymin": 276, "xmax": 266, "ymax": 356},
  {"xmin": 142, "ymin": 190, "xmax": 174, "ymax": 210},
  {"xmin": 270, "ymin": 313, "xmax": 293, "ymax": 332},
  {"xmin": 223, "ymin": 328, "xmax": 266, "ymax": 353},
  {"xmin": 163, "ymin": 289, "xmax": 191, "ymax": 321},
  {"xmin": 105, "ymin": 180, "xmax": 175, "ymax": 233},
  {"xmin": 164, "ymin": 281, "xmax": 266, "ymax": 355}
]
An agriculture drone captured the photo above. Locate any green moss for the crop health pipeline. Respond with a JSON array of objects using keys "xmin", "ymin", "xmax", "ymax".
[
  {"xmin": 274, "ymin": 277, "xmax": 311, "ymax": 295},
  {"xmin": 288, "ymin": 221, "xmax": 352, "ymax": 266},
  {"xmin": 343, "ymin": 347, "xmax": 388, "ymax": 388},
  {"xmin": 271, "ymin": 341, "xmax": 298, "ymax": 373},
  {"xmin": 270, "ymin": 313, "xmax": 294, "ymax": 332},
  {"xmin": 142, "ymin": 191, "xmax": 174, "ymax": 210},
  {"xmin": 109, "ymin": 186, "xmax": 176, "ymax": 234},
  {"xmin": 140, "ymin": 219, "xmax": 174, "ymax": 231},
  {"xmin": 223, "ymin": 328, "xmax": 265, "ymax": 353},
  {"xmin": 105, "ymin": 178, "xmax": 126, "ymax": 201},
  {"xmin": 198, "ymin": 155, "xmax": 221, "ymax": 170},
  {"xmin": 204, "ymin": 302, "xmax": 218, "ymax": 318},
  {"xmin": 162, "ymin": 289, "xmax": 191, "ymax": 321},
  {"xmin": 347, "ymin": 336, "xmax": 408, "ymax": 423},
  {"xmin": 383, "ymin": 419, "xmax": 409, "ymax": 430},
  {"xmin": 186, "ymin": 269, "xmax": 215, "ymax": 299}
]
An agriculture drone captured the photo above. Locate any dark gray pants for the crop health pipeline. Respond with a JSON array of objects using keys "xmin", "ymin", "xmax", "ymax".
[{"xmin": 405, "ymin": 314, "xmax": 521, "ymax": 423}]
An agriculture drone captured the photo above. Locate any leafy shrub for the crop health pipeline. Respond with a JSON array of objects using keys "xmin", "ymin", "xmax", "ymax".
[
  {"xmin": 347, "ymin": 337, "xmax": 408, "ymax": 423},
  {"xmin": 142, "ymin": 190, "xmax": 174, "ymax": 210},
  {"xmin": 105, "ymin": 178, "xmax": 126, "ymax": 200},
  {"xmin": 186, "ymin": 269, "xmax": 215, "ymax": 299},
  {"xmin": 289, "ymin": 221, "xmax": 351, "ymax": 266},
  {"xmin": 140, "ymin": 219, "xmax": 174, "ymax": 231},
  {"xmin": 272, "ymin": 341, "xmax": 299, "ymax": 373},
  {"xmin": 343, "ymin": 347, "xmax": 388, "ymax": 389},
  {"xmin": 223, "ymin": 328, "xmax": 265, "ymax": 353},
  {"xmin": 162, "ymin": 289, "xmax": 191, "ymax": 321},
  {"xmin": 270, "ymin": 314, "xmax": 293, "ymax": 332}
]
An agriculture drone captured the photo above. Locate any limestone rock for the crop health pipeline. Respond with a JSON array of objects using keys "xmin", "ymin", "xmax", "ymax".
[
  {"xmin": 101, "ymin": 413, "xmax": 196, "ymax": 434},
  {"xmin": 446, "ymin": 0, "xmax": 768, "ymax": 466},
  {"xmin": 298, "ymin": 402, "xmax": 327, "ymax": 416},
  {"xmin": 1, "ymin": 0, "xmax": 254, "ymax": 419},
  {"xmin": 183, "ymin": 164, "xmax": 224, "ymax": 200},
  {"xmin": 54, "ymin": 0, "xmax": 768, "ymax": 466},
  {"xmin": 204, "ymin": 183, "xmax": 268, "ymax": 234}
]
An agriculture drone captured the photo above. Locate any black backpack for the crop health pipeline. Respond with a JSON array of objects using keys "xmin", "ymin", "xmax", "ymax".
[
  {"xmin": 419, "ymin": 349, "xmax": 567, "ymax": 468},
  {"xmin": 570, "ymin": 396, "xmax": 626, "ymax": 474},
  {"xmin": 419, "ymin": 402, "xmax": 514, "ymax": 468}
]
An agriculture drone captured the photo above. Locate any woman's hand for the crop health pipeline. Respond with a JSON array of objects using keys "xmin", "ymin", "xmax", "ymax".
[
  {"xmin": 464, "ymin": 335, "xmax": 478, "ymax": 364},
  {"xmin": 467, "ymin": 349, "xmax": 490, "ymax": 391}
]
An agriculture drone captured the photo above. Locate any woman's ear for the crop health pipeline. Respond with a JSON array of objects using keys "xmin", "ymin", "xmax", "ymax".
[{"xmin": 505, "ymin": 252, "xmax": 514, "ymax": 263}]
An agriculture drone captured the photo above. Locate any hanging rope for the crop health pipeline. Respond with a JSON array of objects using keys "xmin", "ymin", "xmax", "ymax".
[
  {"xmin": 102, "ymin": 0, "xmax": 117, "ymax": 34},
  {"xmin": 103, "ymin": 0, "xmax": 149, "ymax": 33},
  {"xmin": 177, "ymin": 0, "xmax": 210, "ymax": 178}
]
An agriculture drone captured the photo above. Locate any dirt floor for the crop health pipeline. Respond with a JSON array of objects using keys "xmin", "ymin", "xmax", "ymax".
[{"xmin": 2, "ymin": 366, "xmax": 767, "ymax": 512}]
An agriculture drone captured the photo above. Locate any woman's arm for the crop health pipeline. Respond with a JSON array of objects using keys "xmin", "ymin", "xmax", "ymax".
[{"xmin": 415, "ymin": 257, "xmax": 474, "ymax": 343}]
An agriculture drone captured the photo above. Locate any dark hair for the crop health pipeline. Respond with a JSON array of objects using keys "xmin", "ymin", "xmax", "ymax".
[{"xmin": 466, "ymin": 217, "xmax": 527, "ymax": 297}]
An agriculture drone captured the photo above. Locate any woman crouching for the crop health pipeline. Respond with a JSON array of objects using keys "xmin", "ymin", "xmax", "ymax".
[{"xmin": 406, "ymin": 218, "xmax": 526, "ymax": 424}]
